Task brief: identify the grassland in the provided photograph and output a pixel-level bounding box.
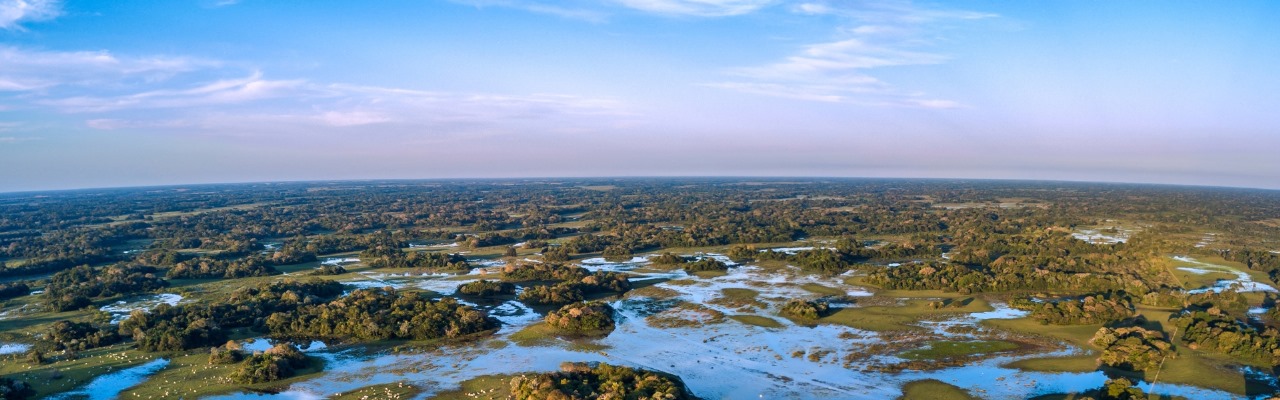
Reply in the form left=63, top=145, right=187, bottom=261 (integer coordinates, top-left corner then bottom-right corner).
left=899, top=340, right=1020, bottom=361
left=800, top=283, right=846, bottom=296
left=332, top=382, right=424, bottom=400
left=509, top=323, right=558, bottom=347
left=430, top=374, right=513, bottom=400
left=729, top=314, right=784, bottom=328
left=124, top=351, right=327, bottom=399
left=897, top=379, right=978, bottom=400
left=986, top=304, right=1271, bottom=395
left=820, top=297, right=993, bottom=332
left=0, top=344, right=157, bottom=398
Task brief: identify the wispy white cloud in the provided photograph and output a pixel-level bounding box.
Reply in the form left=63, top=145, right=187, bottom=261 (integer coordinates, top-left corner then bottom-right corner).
left=44, top=72, right=304, bottom=112
left=450, top=0, right=608, bottom=22
left=1, top=42, right=632, bottom=137
left=0, top=0, right=59, bottom=30
left=614, top=0, right=774, bottom=17
left=791, top=2, right=831, bottom=15
left=712, top=0, right=994, bottom=108
left=0, top=46, right=219, bottom=91
left=73, top=78, right=630, bottom=138
left=0, top=136, right=39, bottom=143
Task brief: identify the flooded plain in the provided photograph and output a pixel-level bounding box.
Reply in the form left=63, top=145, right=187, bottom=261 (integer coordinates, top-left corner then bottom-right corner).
left=194, top=255, right=1253, bottom=400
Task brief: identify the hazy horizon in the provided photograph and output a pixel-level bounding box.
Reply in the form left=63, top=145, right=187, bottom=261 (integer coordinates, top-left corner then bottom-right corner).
left=4, top=1, right=1279, bottom=192
left=5, top=175, right=1280, bottom=196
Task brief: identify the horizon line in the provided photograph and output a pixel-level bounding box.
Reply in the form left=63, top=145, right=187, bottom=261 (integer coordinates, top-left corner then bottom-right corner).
left=4, top=175, right=1279, bottom=196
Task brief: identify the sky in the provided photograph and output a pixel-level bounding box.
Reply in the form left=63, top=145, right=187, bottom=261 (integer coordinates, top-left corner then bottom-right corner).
left=2, top=0, right=1279, bottom=192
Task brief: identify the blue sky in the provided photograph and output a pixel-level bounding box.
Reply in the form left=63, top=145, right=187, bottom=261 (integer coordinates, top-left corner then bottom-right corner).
left=2, top=0, right=1279, bottom=191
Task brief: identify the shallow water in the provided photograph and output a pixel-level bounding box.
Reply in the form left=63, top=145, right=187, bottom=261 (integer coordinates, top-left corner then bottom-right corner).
left=201, top=259, right=1253, bottom=400
left=50, top=358, right=169, bottom=400
left=321, top=257, right=360, bottom=266
left=1174, top=256, right=1277, bottom=294
left=239, top=338, right=328, bottom=353
left=99, top=293, right=183, bottom=324
left=1071, top=229, right=1129, bottom=244
left=0, top=342, right=31, bottom=355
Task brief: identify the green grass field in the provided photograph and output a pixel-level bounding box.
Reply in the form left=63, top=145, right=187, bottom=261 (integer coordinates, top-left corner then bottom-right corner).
left=820, top=297, right=993, bottom=332
left=986, top=305, right=1268, bottom=395
left=430, top=374, right=513, bottom=400
left=899, top=340, right=1020, bottom=361
left=729, top=314, right=784, bottom=328
left=897, top=379, right=978, bottom=400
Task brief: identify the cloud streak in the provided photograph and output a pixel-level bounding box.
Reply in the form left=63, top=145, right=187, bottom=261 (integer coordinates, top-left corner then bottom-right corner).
left=0, top=0, right=59, bottom=30
left=710, top=0, right=993, bottom=108
left=64, top=74, right=630, bottom=139
left=0, top=46, right=219, bottom=92
left=450, top=0, right=608, bottom=22
left=614, top=0, right=774, bottom=17
left=44, top=72, right=304, bottom=112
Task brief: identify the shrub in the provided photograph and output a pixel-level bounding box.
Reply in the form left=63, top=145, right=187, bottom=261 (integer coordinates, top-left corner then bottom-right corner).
left=651, top=253, right=688, bottom=265
left=509, top=362, right=695, bottom=400
left=0, top=377, right=35, bottom=400
left=457, top=280, right=516, bottom=297
left=545, top=302, right=616, bottom=334
left=682, top=258, right=728, bottom=273
left=780, top=299, right=830, bottom=320
left=1090, top=326, right=1175, bottom=372
left=309, top=264, right=347, bottom=276
left=45, top=320, right=121, bottom=351
left=518, top=283, right=584, bottom=305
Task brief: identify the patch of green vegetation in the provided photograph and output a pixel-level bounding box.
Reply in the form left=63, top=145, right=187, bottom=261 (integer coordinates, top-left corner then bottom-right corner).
left=690, top=270, right=728, bottom=279
left=123, top=348, right=326, bottom=398
left=800, top=283, right=845, bottom=296
left=897, top=379, right=978, bottom=400
left=0, top=344, right=154, bottom=398
left=430, top=375, right=513, bottom=400
left=663, top=279, right=699, bottom=286
left=646, top=302, right=726, bottom=328
left=898, top=340, right=1019, bottom=361
left=987, top=307, right=1262, bottom=395
left=625, top=286, right=681, bottom=299
left=1169, top=269, right=1238, bottom=291
left=1004, top=353, right=1098, bottom=373
left=509, top=323, right=558, bottom=347
left=567, top=340, right=610, bottom=353
left=729, top=314, right=783, bottom=328
left=332, top=382, right=423, bottom=400
left=822, top=298, right=992, bottom=332
left=708, top=288, right=765, bottom=311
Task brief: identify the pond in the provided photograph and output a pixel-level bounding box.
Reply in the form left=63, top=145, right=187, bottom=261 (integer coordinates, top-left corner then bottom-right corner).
left=49, top=358, right=170, bottom=400
left=99, top=293, right=183, bottom=324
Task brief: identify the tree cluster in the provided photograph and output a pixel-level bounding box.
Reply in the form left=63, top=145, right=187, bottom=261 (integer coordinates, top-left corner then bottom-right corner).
left=0, top=377, right=34, bottom=400
left=1090, top=326, right=1175, bottom=372
left=43, top=264, right=168, bottom=311
left=228, top=344, right=310, bottom=384
left=1172, top=310, right=1280, bottom=365
left=780, top=299, right=830, bottom=320
left=544, top=302, right=616, bottom=334
left=120, top=279, right=345, bottom=351
left=0, top=282, right=29, bottom=301
left=456, top=280, right=516, bottom=297
left=682, top=258, right=728, bottom=273
left=264, top=288, right=498, bottom=342
left=44, top=320, right=122, bottom=351
left=1012, top=294, right=1135, bottom=325
left=509, top=362, right=695, bottom=400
